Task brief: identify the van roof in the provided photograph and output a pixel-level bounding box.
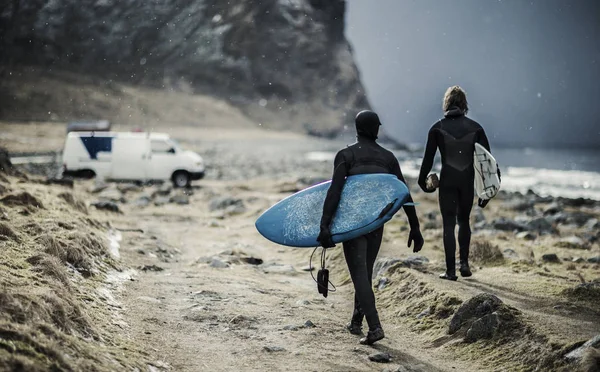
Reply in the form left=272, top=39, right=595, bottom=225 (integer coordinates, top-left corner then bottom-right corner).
left=67, top=132, right=170, bottom=140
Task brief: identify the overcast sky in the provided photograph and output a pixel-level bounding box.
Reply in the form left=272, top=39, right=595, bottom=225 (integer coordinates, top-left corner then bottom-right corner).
left=345, top=0, right=600, bottom=148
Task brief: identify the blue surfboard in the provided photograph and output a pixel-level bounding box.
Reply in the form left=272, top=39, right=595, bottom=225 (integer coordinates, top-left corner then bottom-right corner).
left=255, top=173, right=411, bottom=248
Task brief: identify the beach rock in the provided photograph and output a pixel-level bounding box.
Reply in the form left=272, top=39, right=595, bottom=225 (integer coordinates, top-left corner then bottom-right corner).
left=417, top=308, right=431, bottom=319
left=423, top=220, right=440, bottom=230
left=572, top=257, right=585, bottom=263
left=154, top=184, right=173, bottom=197
left=567, top=212, right=596, bottom=227
left=117, top=183, right=142, bottom=193
left=504, top=199, right=534, bottom=212
left=301, top=265, right=315, bottom=272
left=91, top=201, right=121, bottom=213
left=542, top=254, right=560, bottom=263
left=543, top=202, right=562, bottom=215
left=373, top=257, right=402, bottom=279
left=449, top=293, right=503, bottom=335
left=473, top=220, right=489, bottom=231
left=377, top=277, right=390, bottom=290
left=558, top=197, right=597, bottom=208
left=283, top=325, right=299, bottom=331
left=546, top=212, right=569, bottom=225
left=170, top=193, right=190, bottom=205
left=473, top=209, right=486, bottom=223
left=502, top=249, right=520, bottom=260
left=209, top=258, right=230, bottom=269
left=465, top=312, right=500, bottom=343
left=209, top=197, right=245, bottom=211
left=154, top=196, right=170, bottom=206
left=404, top=255, right=430, bottom=267
left=368, top=352, right=392, bottom=363
left=588, top=256, right=600, bottom=264
left=526, top=217, right=556, bottom=234
left=98, top=187, right=125, bottom=203
left=89, top=180, right=109, bottom=194
left=557, top=236, right=588, bottom=250
left=584, top=219, right=599, bottom=231
left=138, top=264, right=164, bottom=272
left=492, top=218, right=529, bottom=232
left=296, top=299, right=310, bottom=306
left=516, top=231, right=537, bottom=241
left=261, top=263, right=295, bottom=274
left=263, top=346, right=285, bottom=353
left=134, top=194, right=152, bottom=207
left=45, top=177, right=74, bottom=188
left=303, top=320, right=316, bottom=328
left=565, top=334, right=600, bottom=362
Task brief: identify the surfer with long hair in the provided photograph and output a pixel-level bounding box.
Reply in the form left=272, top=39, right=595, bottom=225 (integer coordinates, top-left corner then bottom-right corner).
left=318, top=110, right=424, bottom=345
left=417, top=86, right=496, bottom=281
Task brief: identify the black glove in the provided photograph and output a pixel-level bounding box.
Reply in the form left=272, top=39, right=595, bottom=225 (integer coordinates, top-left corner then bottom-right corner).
left=317, top=227, right=335, bottom=248
left=478, top=198, right=490, bottom=209
left=407, top=229, right=424, bottom=253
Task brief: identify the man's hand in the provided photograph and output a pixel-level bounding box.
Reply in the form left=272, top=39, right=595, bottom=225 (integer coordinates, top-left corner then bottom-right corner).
left=478, top=198, right=490, bottom=209
left=407, top=229, right=424, bottom=253
left=317, top=227, right=335, bottom=248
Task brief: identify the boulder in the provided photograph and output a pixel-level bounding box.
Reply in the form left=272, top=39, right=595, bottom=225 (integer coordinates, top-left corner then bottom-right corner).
left=449, top=293, right=503, bottom=335
left=526, top=217, right=556, bottom=235
left=516, top=231, right=537, bottom=241
left=541, top=254, right=560, bottom=263
left=492, top=218, right=529, bottom=232
left=465, top=312, right=500, bottom=343
left=565, top=334, right=600, bottom=363
left=557, top=236, right=588, bottom=250
left=91, top=201, right=121, bottom=213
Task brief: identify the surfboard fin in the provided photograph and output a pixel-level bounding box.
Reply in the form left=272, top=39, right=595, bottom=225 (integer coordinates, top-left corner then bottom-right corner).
left=403, top=202, right=419, bottom=206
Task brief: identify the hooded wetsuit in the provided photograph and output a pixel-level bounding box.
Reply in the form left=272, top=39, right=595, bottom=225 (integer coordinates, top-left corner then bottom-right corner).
left=417, top=107, right=490, bottom=276
left=320, top=111, right=420, bottom=331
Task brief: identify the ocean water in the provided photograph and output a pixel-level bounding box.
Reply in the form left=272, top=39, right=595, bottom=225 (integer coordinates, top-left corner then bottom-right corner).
left=306, top=147, right=600, bottom=201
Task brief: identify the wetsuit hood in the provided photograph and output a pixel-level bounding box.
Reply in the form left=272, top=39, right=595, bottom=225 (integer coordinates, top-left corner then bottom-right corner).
left=444, top=107, right=465, bottom=118
left=355, top=110, right=381, bottom=140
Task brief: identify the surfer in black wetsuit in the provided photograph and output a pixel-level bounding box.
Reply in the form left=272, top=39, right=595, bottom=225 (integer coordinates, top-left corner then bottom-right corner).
left=318, top=110, right=424, bottom=345
left=417, top=86, right=495, bottom=281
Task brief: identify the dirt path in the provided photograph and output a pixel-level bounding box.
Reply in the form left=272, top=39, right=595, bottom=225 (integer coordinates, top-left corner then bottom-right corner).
left=110, top=181, right=487, bottom=372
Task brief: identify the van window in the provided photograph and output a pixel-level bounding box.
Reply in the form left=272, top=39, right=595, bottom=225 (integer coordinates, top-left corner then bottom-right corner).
left=151, top=140, right=173, bottom=153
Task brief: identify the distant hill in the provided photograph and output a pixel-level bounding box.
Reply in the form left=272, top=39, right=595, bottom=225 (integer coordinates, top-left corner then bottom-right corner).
left=0, top=0, right=370, bottom=136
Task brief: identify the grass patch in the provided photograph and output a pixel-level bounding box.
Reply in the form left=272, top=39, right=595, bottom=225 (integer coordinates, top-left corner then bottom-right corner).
left=471, top=240, right=505, bottom=265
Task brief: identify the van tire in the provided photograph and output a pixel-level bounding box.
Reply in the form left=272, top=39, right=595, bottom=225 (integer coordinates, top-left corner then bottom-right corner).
left=79, top=169, right=96, bottom=179
left=172, top=171, right=190, bottom=188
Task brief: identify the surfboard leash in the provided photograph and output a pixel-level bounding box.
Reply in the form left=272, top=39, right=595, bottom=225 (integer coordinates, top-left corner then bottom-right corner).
left=309, top=247, right=337, bottom=298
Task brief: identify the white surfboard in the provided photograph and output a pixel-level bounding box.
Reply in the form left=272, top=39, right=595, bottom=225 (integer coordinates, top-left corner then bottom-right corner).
left=473, top=143, right=500, bottom=200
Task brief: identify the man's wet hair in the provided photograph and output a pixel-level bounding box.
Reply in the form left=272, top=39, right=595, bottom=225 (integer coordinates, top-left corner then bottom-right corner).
left=443, top=85, right=469, bottom=114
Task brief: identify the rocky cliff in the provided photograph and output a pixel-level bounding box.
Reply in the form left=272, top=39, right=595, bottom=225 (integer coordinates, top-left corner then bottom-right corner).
left=0, top=0, right=369, bottom=135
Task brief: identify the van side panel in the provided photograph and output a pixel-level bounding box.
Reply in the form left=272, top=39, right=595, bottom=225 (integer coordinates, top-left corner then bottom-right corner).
left=62, top=134, right=113, bottom=178
left=110, top=138, right=149, bottom=180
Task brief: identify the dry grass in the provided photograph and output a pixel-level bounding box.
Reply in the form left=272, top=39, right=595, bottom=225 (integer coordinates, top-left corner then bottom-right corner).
left=0, top=192, right=44, bottom=209
left=0, top=177, right=144, bottom=370
left=36, top=232, right=108, bottom=276
left=470, top=240, right=505, bottom=265
left=57, top=192, right=88, bottom=214
left=0, top=222, right=19, bottom=242
left=27, top=254, right=71, bottom=287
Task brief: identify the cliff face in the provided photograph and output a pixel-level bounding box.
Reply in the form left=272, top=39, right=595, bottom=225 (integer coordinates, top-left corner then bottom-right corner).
left=0, top=0, right=369, bottom=134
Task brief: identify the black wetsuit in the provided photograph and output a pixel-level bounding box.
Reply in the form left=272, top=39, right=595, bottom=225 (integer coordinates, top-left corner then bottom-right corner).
left=319, top=112, right=421, bottom=332
left=417, top=107, right=490, bottom=276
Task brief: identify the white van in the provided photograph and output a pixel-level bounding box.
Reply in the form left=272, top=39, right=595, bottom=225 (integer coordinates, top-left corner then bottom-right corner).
left=62, top=132, right=205, bottom=187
